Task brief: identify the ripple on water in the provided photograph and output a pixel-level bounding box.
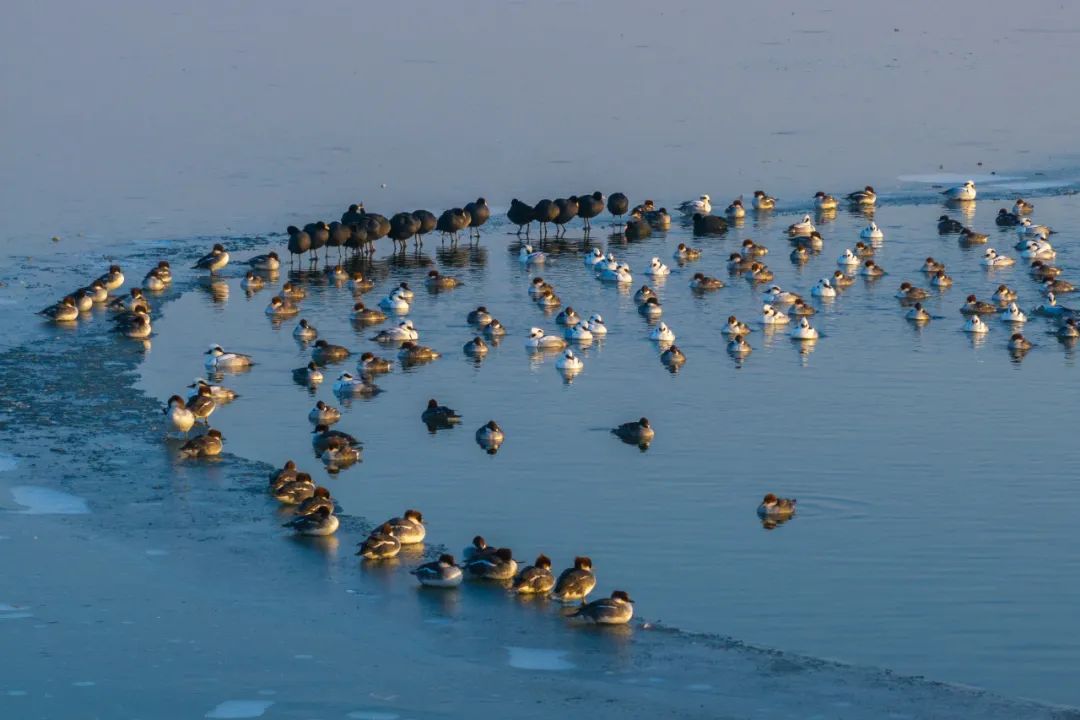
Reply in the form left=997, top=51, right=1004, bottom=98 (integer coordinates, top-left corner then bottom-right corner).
left=10, top=486, right=90, bottom=515
left=204, top=700, right=274, bottom=719
left=506, top=646, right=576, bottom=671
left=346, top=712, right=399, bottom=720
left=0, top=454, right=16, bottom=472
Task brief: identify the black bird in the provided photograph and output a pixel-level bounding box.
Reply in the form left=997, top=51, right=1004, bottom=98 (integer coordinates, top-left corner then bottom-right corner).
left=624, top=218, right=651, bottom=240
left=412, top=210, right=437, bottom=246
left=327, top=221, right=349, bottom=259
left=464, top=198, right=491, bottom=240
left=577, top=191, right=604, bottom=233
left=287, top=225, right=311, bottom=266
left=421, top=398, right=462, bottom=430
left=995, top=209, right=1020, bottom=227
left=938, top=215, right=964, bottom=234
left=533, top=199, right=558, bottom=239
left=612, top=417, right=655, bottom=448
left=389, top=212, right=421, bottom=250
left=341, top=202, right=365, bottom=226
left=362, top=213, right=390, bottom=251
left=304, top=221, right=329, bottom=262
left=553, top=196, right=579, bottom=238
left=437, top=208, right=470, bottom=243
left=345, top=222, right=368, bottom=255
left=692, top=213, right=728, bottom=236
left=607, top=192, right=629, bottom=225
left=507, top=199, right=535, bottom=237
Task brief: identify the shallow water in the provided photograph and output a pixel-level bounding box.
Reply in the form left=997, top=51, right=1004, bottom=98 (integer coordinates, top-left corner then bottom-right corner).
left=128, top=187, right=1080, bottom=706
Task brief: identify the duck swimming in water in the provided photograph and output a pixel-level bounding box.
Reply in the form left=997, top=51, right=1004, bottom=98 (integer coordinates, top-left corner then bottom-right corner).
left=921, top=257, right=945, bottom=273
left=280, top=282, right=306, bottom=300
left=789, top=317, right=819, bottom=340
left=646, top=257, right=670, bottom=277
left=906, top=303, right=931, bottom=322
left=1000, top=302, right=1027, bottom=324
left=638, top=297, right=663, bottom=317
left=762, top=303, right=792, bottom=324
left=193, top=243, right=230, bottom=273
left=398, top=342, right=440, bottom=362
left=741, top=239, right=768, bottom=258
left=525, top=327, right=567, bottom=350
left=1013, top=198, right=1035, bottom=215
left=309, top=401, right=341, bottom=425
left=752, top=190, right=777, bottom=210
left=1008, top=333, right=1032, bottom=352
left=942, top=180, right=977, bottom=201
left=677, top=194, right=711, bottom=215
left=992, top=285, right=1018, bottom=304
left=859, top=260, right=885, bottom=278
left=960, top=295, right=997, bottom=315
left=1029, top=261, right=1061, bottom=281
left=612, top=418, right=654, bottom=447
left=351, top=302, right=387, bottom=324
left=551, top=556, right=597, bottom=602
left=860, top=222, right=884, bottom=240
left=722, top=316, right=751, bottom=336
left=205, top=345, right=253, bottom=370
left=463, top=336, right=489, bottom=356
left=422, top=399, right=461, bottom=427
left=519, top=245, right=545, bottom=265
left=810, top=279, right=836, bottom=299
left=660, top=344, right=686, bottom=367
left=556, top=307, right=581, bottom=326
left=585, top=314, right=608, bottom=335
left=425, top=270, right=461, bottom=289
left=996, top=209, right=1021, bottom=227
left=378, top=288, right=410, bottom=313
left=692, top=213, right=728, bottom=235
left=963, top=316, right=989, bottom=334
left=292, top=362, right=323, bottom=385
left=648, top=322, right=675, bottom=343
left=982, top=248, right=1015, bottom=267
left=348, top=273, right=374, bottom=294
left=467, top=306, right=493, bottom=326
left=959, top=228, right=988, bottom=246
left=689, top=273, right=724, bottom=291
left=555, top=349, right=584, bottom=371
left=787, top=215, right=815, bottom=236
left=265, top=296, right=299, bottom=317
left=896, top=282, right=929, bottom=301
left=813, top=191, right=838, bottom=210
left=762, top=285, right=800, bottom=305
left=758, top=493, right=796, bottom=517
left=1020, top=239, right=1055, bottom=260
left=931, top=270, right=953, bottom=288
left=411, top=554, right=463, bottom=588
left=673, top=243, right=702, bottom=261
left=358, top=352, right=393, bottom=375
left=240, top=272, right=264, bottom=292
left=725, top=198, right=746, bottom=218
left=371, top=320, right=418, bottom=343
left=484, top=319, right=507, bottom=338
left=1058, top=319, right=1080, bottom=338
left=565, top=323, right=593, bottom=342
left=332, top=371, right=378, bottom=395
left=788, top=298, right=816, bottom=316
left=475, top=421, right=504, bottom=453
left=846, top=185, right=876, bottom=206
left=837, top=248, right=860, bottom=267
left=1044, top=278, right=1077, bottom=295
left=727, top=335, right=752, bottom=354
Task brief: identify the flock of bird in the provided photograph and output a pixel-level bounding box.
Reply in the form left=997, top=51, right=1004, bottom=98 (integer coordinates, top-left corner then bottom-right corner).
left=38, top=177, right=1069, bottom=626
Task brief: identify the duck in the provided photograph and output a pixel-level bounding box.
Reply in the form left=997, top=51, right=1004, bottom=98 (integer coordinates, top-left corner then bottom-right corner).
left=584, top=248, right=605, bottom=267
left=332, top=371, right=378, bottom=395
left=309, top=401, right=341, bottom=425
left=762, top=285, right=800, bottom=304
left=356, top=524, right=402, bottom=560
left=810, top=279, right=836, bottom=299
left=648, top=322, right=675, bottom=343
left=837, top=248, right=860, bottom=267
left=463, top=547, right=518, bottom=581
left=467, top=306, right=493, bottom=326
left=240, top=272, right=264, bottom=292
left=931, top=270, right=953, bottom=288
left=1001, top=302, right=1027, bottom=324
left=788, top=298, right=816, bottom=316
left=185, top=385, right=216, bottom=425
left=264, top=296, right=298, bottom=317
left=1020, top=239, right=1055, bottom=260
left=358, top=352, right=393, bottom=375
left=906, top=303, right=931, bottom=321
left=164, top=395, right=195, bottom=434
left=1009, top=333, right=1032, bottom=352
left=324, top=264, right=349, bottom=282
left=660, top=345, right=686, bottom=367
left=725, top=254, right=752, bottom=274
left=1013, top=199, right=1035, bottom=215
left=386, top=509, right=426, bottom=544
left=634, top=285, right=657, bottom=304
left=673, top=243, right=702, bottom=261
left=992, top=285, right=1018, bottom=304
left=859, top=260, right=885, bottom=278
left=963, top=316, right=989, bottom=334
left=638, top=297, right=663, bottom=317
left=646, top=257, right=671, bottom=277
left=942, top=180, right=977, bottom=201
left=757, top=493, right=796, bottom=517
left=585, top=314, right=608, bottom=335
left=678, top=194, right=711, bottom=215
left=813, top=191, right=838, bottom=210
left=612, top=418, right=654, bottom=446
left=786, top=215, right=815, bottom=236
left=525, top=327, right=567, bottom=350
left=555, top=307, right=581, bottom=326
left=599, top=264, right=633, bottom=284
left=273, top=474, right=315, bottom=504
left=484, top=319, right=508, bottom=338
left=108, top=288, right=149, bottom=312
left=115, top=313, right=152, bottom=339
left=960, top=295, right=997, bottom=315
left=790, top=246, right=810, bottom=263
left=464, top=336, right=489, bottom=356
left=720, top=315, right=750, bottom=336
left=981, top=248, right=1014, bottom=267
left=571, top=590, right=635, bottom=625
left=398, top=342, right=440, bottom=362
left=789, top=317, right=819, bottom=340
left=1058, top=319, right=1080, bottom=338
left=268, top=460, right=299, bottom=489
left=1029, top=261, right=1061, bottom=281
left=97, top=264, right=125, bottom=291
left=246, top=251, right=280, bottom=272
left=39, top=296, right=79, bottom=322
left=1017, top=218, right=1053, bottom=238
left=193, top=243, right=230, bottom=273
left=593, top=254, right=619, bottom=273
left=351, top=302, right=387, bottom=323
left=922, top=257, right=945, bottom=273
left=763, top=303, right=792, bottom=324
left=143, top=269, right=168, bottom=292
left=747, top=263, right=774, bottom=283
left=725, top=199, right=746, bottom=218
left=689, top=272, right=724, bottom=291
left=312, top=339, right=351, bottom=364
left=896, top=282, right=929, bottom=301
left=151, top=261, right=172, bottom=284
left=860, top=222, right=884, bottom=240
left=512, top=555, right=555, bottom=594
left=371, top=320, right=418, bottom=343
left=422, top=399, right=461, bottom=427
left=186, top=378, right=236, bottom=404
left=855, top=242, right=874, bottom=257
left=411, top=554, right=463, bottom=588
left=85, top=281, right=109, bottom=304
left=555, top=349, right=584, bottom=371
left=1034, top=292, right=1069, bottom=317
left=348, top=273, right=375, bottom=294
left=846, top=185, right=876, bottom=206
left=179, top=429, right=224, bottom=458
left=283, top=506, right=339, bottom=536
left=204, top=345, right=253, bottom=370
left=519, top=245, right=545, bottom=265
left=280, top=282, right=306, bottom=300
left=727, top=335, right=752, bottom=354
left=958, top=228, right=988, bottom=245
left=311, top=424, right=360, bottom=455
left=752, top=190, right=777, bottom=210
left=551, top=557, right=597, bottom=602
left=644, top=207, right=671, bottom=229
left=692, top=212, right=728, bottom=235
left=535, top=288, right=562, bottom=308
left=565, top=323, right=593, bottom=342
left=377, top=289, right=410, bottom=313
left=296, top=486, right=336, bottom=517
left=475, top=421, right=504, bottom=452
left=792, top=230, right=824, bottom=251
left=1044, top=278, right=1076, bottom=295
left=996, top=209, right=1021, bottom=227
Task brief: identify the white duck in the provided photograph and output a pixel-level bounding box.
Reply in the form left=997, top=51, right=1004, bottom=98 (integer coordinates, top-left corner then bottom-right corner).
left=860, top=222, right=884, bottom=240
left=373, top=320, right=419, bottom=342
left=584, top=247, right=605, bottom=267
left=837, top=248, right=860, bottom=267
left=789, top=317, right=819, bottom=340
left=378, top=288, right=410, bottom=312
left=565, top=323, right=593, bottom=342
left=1020, top=240, right=1055, bottom=260
left=963, top=316, right=989, bottom=334
left=555, top=349, right=584, bottom=371
left=762, top=286, right=800, bottom=304
left=811, top=279, right=837, bottom=298
left=585, top=313, right=608, bottom=335
left=762, top=304, right=790, bottom=325
left=646, top=257, right=670, bottom=277
left=1017, top=218, right=1052, bottom=238
left=648, top=322, right=676, bottom=343
left=333, top=372, right=375, bottom=395
left=942, top=180, right=977, bottom=201
left=981, top=248, right=1015, bottom=267
left=787, top=215, right=815, bottom=236
left=519, top=245, right=545, bottom=264
left=678, top=194, right=711, bottom=215
left=599, top=263, right=633, bottom=284
left=524, top=327, right=567, bottom=349
left=204, top=345, right=253, bottom=370
left=1000, top=302, right=1027, bottom=323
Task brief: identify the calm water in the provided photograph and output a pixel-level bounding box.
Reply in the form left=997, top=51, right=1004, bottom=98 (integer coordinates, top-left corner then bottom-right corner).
left=135, top=186, right=1080, bottom=706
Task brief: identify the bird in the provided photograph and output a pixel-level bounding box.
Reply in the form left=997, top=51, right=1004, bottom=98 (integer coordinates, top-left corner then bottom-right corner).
left=725, top=199, right=746, bottom=218
left=646, top=257, right=670, bottom=277
left=204, top=345, right=253, bottom=370
left=507, top=199, right=535, bottom=236
left=673, top=243, right=702, bottom=261
left=942, top=180, right=976, bottom=201
left=585, top=314, right=608, bottom=335
left=179, top=429, right=223, bottom=458
left=860, top=222, right=884, bottom=240
left=356, top=523, right=402, bottom=560
left=422, top=399, right=461, bottom=427
left=464, top=336, right=489, bottom=356
left=789, top=317, right=819, bottom=340
left=164, top=395, right=195, bottom=435
left=386, top=509, right=426, bottom=544
left=938, top=215, right=964, bottom=233
left=186, top=379, right=236, bottom=403
left=612, top=418, right=654, bottom=447
left=185, top=385, right=216, bottom=425
left=959, top=228, right=988, bottom=246
left=463, top=198, right=491, bottom=239
left=193, top=243, right=229, bottom=273
left=758, top=493, right=796, bottom=517
left=571, top=590, right=634, bottom=625
left=678, top=194, right=711, bottom=215
left=963, top=316, right=989, bottom=334
left=292, top=362, right=323, bottom=385
left=722, top=316, right=751, bottom=336
left=265, top=296, right=299, bottom=317
left=351, top=302, right=387, bottom=323
left=638, top=297, right=662, bottom=317
left=312, top=339, right=351, bottom=364
left=555, top=307, right=581, bottom=326
left=1008, top=333, right=1032, bottom=352
left=896, top=282, right=929, bottom=301
left=1013, top=198, right=1035, bottom=215
left=813, top=191, right=838, bottom=210
left=692, top=213, right=727, bottom=235
left=39, top=296, right=79, bottom=322
left=525, top=328, right=566, bottom=350
left=661, top=345, right=686, bottom=367
left=906, top=303, right=931, bottom=322
left=648, top=322, right=675, bottom=343
left=513, top=555, right=555, bottom=594
left=332, top=372, right=379, bottom=396
left=982, top=249, right=1015, bottom=267
left=411, top=554, right=463, bottom=588
left=358, top=352, right=393, bottom=375
left=348, top=273, right=375, bottom=294
left=728, top=335, right=752, bottom=354
left=837, top=249, right=860, bottom=267
left=690, top=273, right=723, bottom=291
left=519, top=245, right=545, bottom=265
left=995, top=209, right=1021, bottom=227
left=377, top=289, right=410, bottom=313
left=577, top=192, right=604, bottom=232
left=240, top=272, right=264, bottom=292
left=283, top=506, right=339, bottom=536
left=551, top=556, right=597, bottom=602
left=398, top=341, right=440, bottom=363
left=787, top=215, right=815, bottom=236
left=463, top=547, right=518, bottom=581
left=752, top=190, right=777, bottom=210
left=846, top=185, right=876, bottom=205
left=268, top=460, right=298, bottom=489
left=425, top=270, right=460, bottom=289
left=371, top=320, right=417, bottom=343
left=309, top=401, right=341, bottom=425
left=607, top=192, right=629, bottom=224
left=273, top=473, right=316, bottom=504
left=475, top=421, right=504, bottom=454
left=960, top=295, right=997, bottom=316
left=533, top=199, right=559, bottom=238
left=1001, top=303, right=1027, bottom=324
left=555, top=349, right=584, bottom=372
left=553, top=196, right=579, bottom=237
left=248, top=251, right=280, bottom=271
